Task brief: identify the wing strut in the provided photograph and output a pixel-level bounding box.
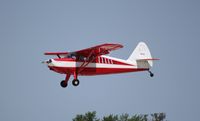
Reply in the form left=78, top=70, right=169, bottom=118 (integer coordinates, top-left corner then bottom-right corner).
left=57, top=54, right=61, bottom=58
left=77, top=49, right=95, bottom=74
left=77, top=47, right=112, bottom=74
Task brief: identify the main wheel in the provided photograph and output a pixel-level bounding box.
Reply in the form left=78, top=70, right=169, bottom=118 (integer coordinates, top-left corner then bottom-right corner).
left=72, top=79, right=80, bottom=86
left=60, top=80, right=68, bottom=88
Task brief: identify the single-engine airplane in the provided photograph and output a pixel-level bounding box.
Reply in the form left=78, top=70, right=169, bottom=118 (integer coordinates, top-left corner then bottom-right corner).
left=42, top=42, right=159, bottom=88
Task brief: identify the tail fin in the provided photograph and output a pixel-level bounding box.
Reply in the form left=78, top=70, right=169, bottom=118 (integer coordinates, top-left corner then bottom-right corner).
left=127, top=42, right=156, bottom=68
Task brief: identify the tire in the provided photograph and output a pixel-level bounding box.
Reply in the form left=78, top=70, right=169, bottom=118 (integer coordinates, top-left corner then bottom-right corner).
left=60, top=80, right=68, bottom=88
left=72, top=79, right=80, bottom=86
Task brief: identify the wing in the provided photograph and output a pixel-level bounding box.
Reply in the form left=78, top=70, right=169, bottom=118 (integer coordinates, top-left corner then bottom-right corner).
left=44, top=52, right=69, bottom=58
left=74, top=43, right=123, bottom=57
left=44, top=43, right=123, bottom=58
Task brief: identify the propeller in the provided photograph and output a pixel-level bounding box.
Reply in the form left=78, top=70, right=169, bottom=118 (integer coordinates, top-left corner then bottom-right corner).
left=42, top=59, right=52, bottom=64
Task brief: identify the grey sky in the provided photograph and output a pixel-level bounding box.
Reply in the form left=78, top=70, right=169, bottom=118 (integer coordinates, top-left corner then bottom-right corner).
left=0, top=0, right=200, bottom=121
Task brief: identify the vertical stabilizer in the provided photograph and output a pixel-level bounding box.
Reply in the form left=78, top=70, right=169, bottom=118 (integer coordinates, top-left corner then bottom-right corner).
left=127, top=42, right=153, bottom=67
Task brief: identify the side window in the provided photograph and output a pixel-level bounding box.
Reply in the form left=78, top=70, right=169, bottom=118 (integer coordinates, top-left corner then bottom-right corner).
left=102, top=57, right=104, bottom=63
left=110, top=59, right=113, bottom=64
left=98, top=57, right=100, bottom=63
left=107, top=59, right=110, bottom=64
left=104, top=58, right=107, bottom=64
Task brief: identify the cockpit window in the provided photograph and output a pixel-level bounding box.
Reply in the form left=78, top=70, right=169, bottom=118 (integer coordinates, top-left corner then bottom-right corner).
left=64, top=53, right=89, bottom=61
left=79, top=55, right=86, bottom=61
left=65, top=53, right=76, bottom=59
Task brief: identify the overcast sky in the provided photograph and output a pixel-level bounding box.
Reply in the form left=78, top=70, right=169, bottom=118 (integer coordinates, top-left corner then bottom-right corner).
left=1, top=0, right=200, bottom=121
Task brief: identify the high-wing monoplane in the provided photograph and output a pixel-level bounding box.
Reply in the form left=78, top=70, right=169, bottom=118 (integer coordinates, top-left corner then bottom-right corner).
left=43, top=42, right=159, bottom=88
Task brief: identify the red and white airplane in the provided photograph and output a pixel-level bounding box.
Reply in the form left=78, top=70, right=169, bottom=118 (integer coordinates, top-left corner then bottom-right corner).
left=43, top=42, right=159, bottom=88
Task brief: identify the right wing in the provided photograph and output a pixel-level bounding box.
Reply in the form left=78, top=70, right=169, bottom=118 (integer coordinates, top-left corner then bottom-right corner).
left=74, top=43, right=123, bottom=57
left=44, top=43, right=123, bottom=58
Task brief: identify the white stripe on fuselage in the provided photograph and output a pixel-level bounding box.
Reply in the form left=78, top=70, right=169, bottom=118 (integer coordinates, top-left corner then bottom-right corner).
left=49, top=61, right=136, bottom=69
left=48, top=55, right=138, bottom=69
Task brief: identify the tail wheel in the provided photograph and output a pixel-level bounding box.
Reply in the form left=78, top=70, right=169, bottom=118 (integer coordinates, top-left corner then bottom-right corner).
left=60, top=80, right=68, bottom=88
left=72, top=79, right=80, bottom=86
left=148, top=70, right=154, bottom=77
left=150, top=73, right=154, bottom=77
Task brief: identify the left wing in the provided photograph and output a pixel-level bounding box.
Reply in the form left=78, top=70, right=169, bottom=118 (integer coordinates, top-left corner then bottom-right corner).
left=44, top=52, right=69, bottom=55
left=44, top=52, right=69, bottom=58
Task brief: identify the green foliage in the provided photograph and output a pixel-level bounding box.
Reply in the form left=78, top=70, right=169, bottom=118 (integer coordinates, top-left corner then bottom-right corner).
left=128, top=114, right=147, bottom=121
left=151, top=113, right=166, bottom=121
left=72, top=111, right=166, bottom=121
left=119, top=114, right=129, bottom=121
left=102, top=114, right=118, bottom=121
left=73, top=111, right=99, bottom=121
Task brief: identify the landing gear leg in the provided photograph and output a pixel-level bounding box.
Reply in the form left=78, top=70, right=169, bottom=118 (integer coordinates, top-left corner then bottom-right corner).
left=60, top=74, right=70, bottom=88
left=148, top=70, right=154, bottom=77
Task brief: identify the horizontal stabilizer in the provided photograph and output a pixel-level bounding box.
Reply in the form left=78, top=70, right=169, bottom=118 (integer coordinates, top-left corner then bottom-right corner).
left=136, top=58, right=160, bottom=61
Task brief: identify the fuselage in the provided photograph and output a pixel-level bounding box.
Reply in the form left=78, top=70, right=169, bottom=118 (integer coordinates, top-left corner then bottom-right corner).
left=47, top=55, right=148, bottom=76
